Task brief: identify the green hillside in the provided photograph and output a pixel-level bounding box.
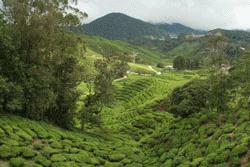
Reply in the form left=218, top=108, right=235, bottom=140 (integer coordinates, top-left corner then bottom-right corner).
left=1, top=71, right=249, bottom=167
left=0, top=72, right=195, bottom=167
left=1, top=1, right=250, bottom=167
left=84, top=35, right=168, bottom=64
left=145, top=108, right=250, bottom=167
left=0, top=115, right=147, bottom=167
left=163, top=42, right=202, bottom=59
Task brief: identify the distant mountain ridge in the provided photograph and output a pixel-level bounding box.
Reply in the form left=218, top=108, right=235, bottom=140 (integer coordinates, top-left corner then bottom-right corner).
left=156, top=23, right=205, bottom=35
left=80, top=13, right=205, bottom=40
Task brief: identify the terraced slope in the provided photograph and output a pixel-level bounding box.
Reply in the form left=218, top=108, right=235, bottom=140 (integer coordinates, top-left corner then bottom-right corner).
left=102, top=72, right=197, bottom=131
left=163, top=42, right=202, bottom=59
left=1, top=71, right=247, bottom=167
left=0, top=115, right=151, bottom=167
left=144, top=109, right=250, bottom=167
left=115, top=73, right=196, bottom=108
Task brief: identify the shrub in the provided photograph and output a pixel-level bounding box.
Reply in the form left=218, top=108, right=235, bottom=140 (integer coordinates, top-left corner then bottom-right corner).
left=231, top=144, right=248, bottom=156
left=33, top=143, right=44, bottom=150
left=64, top=147, right=80, bottom=154
left=9, top=157, right=25, bottom=167
left=50, top=154, right=66, bottom=162
left=34, top=154, right=51, bottom=167
left=86, top=157, right=100, bottom=165
left=22, top=148, right=36, bottom=158
left=3, top=139, right=20, bottom=146
left=50, top=141, right=63, bottom=149
left=214, top=150, right=230, bottom=163
left=108, top=153, right=126, bottom=162
left=0, top=145, right=17, bottom=158
left=23, top=162, right=43, bottom=167
left=61, top=139, right=73, bottom=147
left=42, top=146, right=61, bottom=156
left=230, top=157, right=241, bottom=167
left=161, top=159, right=174, bottom=167
left=16, top=129, right=32, bottom=141
left=64, top=152, right=89, bottom=163
left=121, top=158, right=131, bottom=165
left=0, top=127, right=5, bottom=137
left=104, top=162, right=123, bottom=167
left=51, top=162, right=78, bottom=167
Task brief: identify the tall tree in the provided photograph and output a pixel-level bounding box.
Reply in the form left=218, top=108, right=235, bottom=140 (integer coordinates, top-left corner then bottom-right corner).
left=80, top=55, right=129, bottom=129
left=206, top=34, right=229, bottom=67
left=173, top=56, right=186, bottom=70
left=1, top=0, right=86, bottom=128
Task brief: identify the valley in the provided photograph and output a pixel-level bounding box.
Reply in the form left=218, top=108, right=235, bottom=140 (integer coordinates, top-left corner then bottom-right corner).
left=0, top=1, right=250, bottom=167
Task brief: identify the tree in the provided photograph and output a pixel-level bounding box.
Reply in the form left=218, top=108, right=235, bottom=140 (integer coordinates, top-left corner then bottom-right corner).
left=157, top=63, right=165, bottom=68
left=206, top=34, right=229, bottom=67
left=0, top=14, right=24, bottom=114
left=208, top=72, right=232, bottom=113
left=80, top=55, right=129, bottom=129
left=1, top=0, right=87, bottom=128
left=168, top=80, right=209, bottom=117
left=230, top=52, right=250, bottom=109
left=173, top=56, right=186, bottom=70
left=0, top=76, right=24, bottom=113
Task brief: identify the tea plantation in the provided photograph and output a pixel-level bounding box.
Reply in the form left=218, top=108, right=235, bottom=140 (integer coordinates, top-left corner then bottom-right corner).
left=0, top=72, right=249, bottom=167
left=0, top=114, right=152, bottom=167
left=144, top=109, right=250, bottom=167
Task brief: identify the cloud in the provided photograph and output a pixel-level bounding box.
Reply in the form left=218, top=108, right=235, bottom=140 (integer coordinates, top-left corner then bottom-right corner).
left=76, top=0, right=250, bottom=30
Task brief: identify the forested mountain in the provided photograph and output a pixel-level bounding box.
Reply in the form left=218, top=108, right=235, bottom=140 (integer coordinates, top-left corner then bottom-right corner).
left=78, top=13, right=206, bottom=40
left=83, top=13, right=166, bottom=40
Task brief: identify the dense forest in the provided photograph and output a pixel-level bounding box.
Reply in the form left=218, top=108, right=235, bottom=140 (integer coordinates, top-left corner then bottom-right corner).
left=0, top=0, right=250, bottom=167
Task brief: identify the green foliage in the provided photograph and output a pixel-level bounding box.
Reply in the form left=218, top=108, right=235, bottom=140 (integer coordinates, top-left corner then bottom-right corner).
left=231, top=144, right=248, bottom=156
left=0, top=115, right=151, bottom=166
left=0, top=0, right=86, bottom=128
left=0, top=145, right=15, bottom=158
left=168, top=80, right=209, bottom=117
left=173, top=56, right=186, bottom=70
left=1, top=3, right=250, bottom=167
left=166, top=42, right=202, bottom=59
left=208, top=72, right=232, bottom=112
left=51, top=154, right=67, bottom=162
left=9, top=157, right=25, bottom=167
left=173, top=56, right=200, bottom=70
left=83, top=35, right=166, bottom=64
left=34, top=154, right=51, bottom=167
left=80, top=54, right=129, bottom=128
left=22, top=147, right=36, bottom=158
left=108, top=154, right=126, bottom=162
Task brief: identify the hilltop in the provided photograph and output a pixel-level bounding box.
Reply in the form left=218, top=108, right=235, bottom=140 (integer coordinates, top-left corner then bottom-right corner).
left=75, top=13, right=205, bottom=40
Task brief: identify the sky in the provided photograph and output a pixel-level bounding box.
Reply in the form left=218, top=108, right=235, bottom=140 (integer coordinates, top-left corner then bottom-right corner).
left=76, top=0, right=250, bottom=30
